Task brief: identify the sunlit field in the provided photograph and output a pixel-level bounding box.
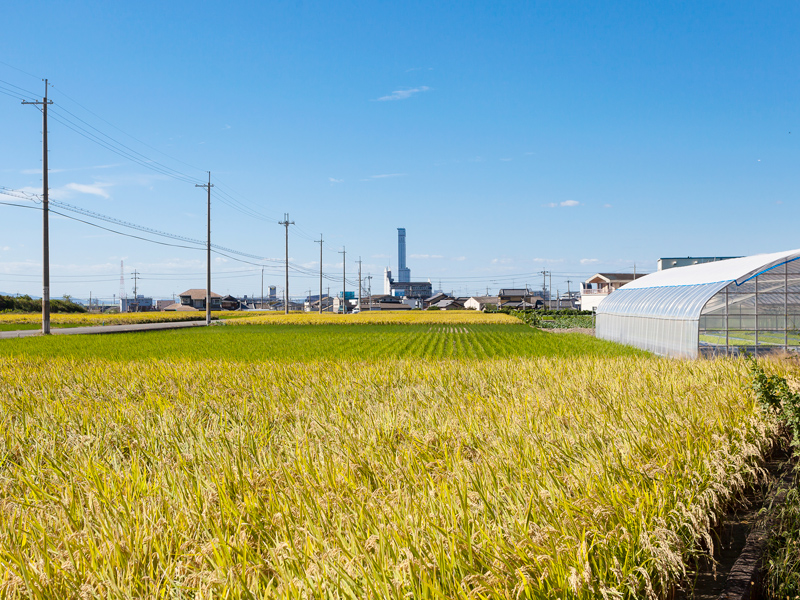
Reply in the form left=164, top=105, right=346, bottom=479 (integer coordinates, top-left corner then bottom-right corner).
left=223, top=310, right=519, bottom=325
left=0, top=311, right=208, bottom=327
left=0, top=323, right=637, bottom=362
left=0, top=355, right=774, bottom=598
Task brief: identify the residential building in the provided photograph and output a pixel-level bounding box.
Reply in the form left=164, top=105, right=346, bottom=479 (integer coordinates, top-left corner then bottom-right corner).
left=464, top=296, right=500, bottom=311
left=580, top=273, right=647, bottom=312
left=174, top=289, right=223, bottom=311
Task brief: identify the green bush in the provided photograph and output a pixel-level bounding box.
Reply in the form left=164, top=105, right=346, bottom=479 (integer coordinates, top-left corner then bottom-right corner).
left=0, top=295, right=87, bottom=314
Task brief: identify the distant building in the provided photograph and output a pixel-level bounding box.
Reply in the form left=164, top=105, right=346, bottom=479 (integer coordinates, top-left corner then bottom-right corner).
left=120, top=295, right=154, bottom=312
left=164, top=289, right=223, bottom=311
left=382, top=228, right=433, bottom=300
left=580, top=273, right=647, bottom=312
left=657, top=256, right=740, bottom=271
left=497, top=289, right=541, bottom=309
left=383, top=269, right=433, bottom=299
left=397, top=227, right=411, bottom=283
left=221, top=295, right=242, bottom=311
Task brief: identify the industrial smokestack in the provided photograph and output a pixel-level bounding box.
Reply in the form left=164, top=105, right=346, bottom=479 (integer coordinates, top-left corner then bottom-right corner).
left=398, top=228, right=410, bottom=283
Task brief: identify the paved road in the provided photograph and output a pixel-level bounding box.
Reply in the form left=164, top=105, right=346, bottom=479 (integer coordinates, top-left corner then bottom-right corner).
left=0, top=320, right=211, bottom=339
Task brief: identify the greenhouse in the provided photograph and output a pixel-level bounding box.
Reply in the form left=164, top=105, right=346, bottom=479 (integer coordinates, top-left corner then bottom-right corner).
left=596, top=249, right=800, bottom=358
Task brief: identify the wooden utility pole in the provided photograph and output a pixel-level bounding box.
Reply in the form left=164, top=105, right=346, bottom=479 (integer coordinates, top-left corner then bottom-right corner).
left=195, top=172, right=213, bottom=325
left=279, top=213, right=294, bottom=314
left=315, top=235, right=323, bottom=314
left=339, top=247, right=346, bottom=314
left=23, top=80, right=53, bottom=334
left=357, top=257, right=362, bottom=311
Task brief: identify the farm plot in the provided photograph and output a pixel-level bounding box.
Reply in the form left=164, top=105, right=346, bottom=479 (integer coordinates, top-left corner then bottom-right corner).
left=0, top=324, right=641, bottom=361
left=0, top=355, right=775, bottom=598
left=0, top=311, right=210, bottom=328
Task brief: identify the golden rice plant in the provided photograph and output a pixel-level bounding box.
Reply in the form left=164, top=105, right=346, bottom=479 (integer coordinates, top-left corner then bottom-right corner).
left=0, top=312, right=208, bottom=326
left=226, top=310, right=520, bottom=326
left=0, top=355, right=775, bottom=598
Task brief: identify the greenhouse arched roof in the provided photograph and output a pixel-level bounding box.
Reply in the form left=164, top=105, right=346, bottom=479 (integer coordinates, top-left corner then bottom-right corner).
left=596, top=249, right=800, bottom=358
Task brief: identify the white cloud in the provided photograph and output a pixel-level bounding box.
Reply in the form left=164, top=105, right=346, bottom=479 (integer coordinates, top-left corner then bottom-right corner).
left=372, top=253, right=391, bottom=259
left=492, top=258, right=513, bottom=264
left=222, top=124, right=231, bottom=130
left=603, top=203, right=612, bottom=208
left=1, top=246, right=10, bottom=251
left=361, top=173, right=406, bottom=181
left=61, top=182, right=113, bottom=199
left=328, top=178, right=344, bottom=183
left=580, top=258, right=600, bottom=265
left=410, top=254, right=443, bottom=259
left=500, top=158, right=513, bottom=162
left=452, top=256, right=466, bottom=261
left=375, top=86, right=430, bottom=101
left=545, top=199, right=580, bottom=208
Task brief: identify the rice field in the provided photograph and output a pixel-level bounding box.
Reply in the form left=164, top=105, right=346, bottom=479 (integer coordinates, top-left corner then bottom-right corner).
left=224, top=310, right=519, bottom=325
left=0, top=311, right=780, bottom=597
left=0, top=351, right=776, bottom=599
left=0, top=311, right=209, bottom=327
left=0, top=324, right=638, bottom=362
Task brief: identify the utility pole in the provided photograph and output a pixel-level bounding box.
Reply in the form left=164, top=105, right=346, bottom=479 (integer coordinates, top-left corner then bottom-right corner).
left=327, top=286, right=330, bottom=312
left=131, top=270, right=139, bottom=298
left=315, top=234, right=323, bottom=314
left=566, top=280, right=572, bottom=309
left=261, top=267, right=264, bottom=310
left=279, top=213, right=294, bottom=314
left=357, top=257, right=362, bottom=311
left=23, top=80, right=53, bottom=334
left=339, top=247, right=346, bottom=314
left=541, top=270, right=547, bottom=307
left=366, top=274, right=373, bottom=308
left=195, top=172, right=213, bottom=325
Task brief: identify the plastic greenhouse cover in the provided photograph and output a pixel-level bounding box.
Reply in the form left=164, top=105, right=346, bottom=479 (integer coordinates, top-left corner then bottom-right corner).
left=620, top=249, right=800, bottom=290
left=596, top=249, right=800, bottom=322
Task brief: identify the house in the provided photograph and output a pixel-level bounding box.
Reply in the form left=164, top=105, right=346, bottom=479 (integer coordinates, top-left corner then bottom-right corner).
left=174, top=289, right=223, bottom=311
left=464, top=296, right=500, bottom=311
left=305, top=296, right=335, bottom=312
left=221, top=295, right=241, bottom=311
left=423, top=292, right=450, bottom=308
left=499, top=297, right=543, bottom=310
left=155, top=299, right=174, bottom=311
left=428, top=296, right=469, bottom=310
left=580, top=273, right=648, bottom=312
left=162, top=303, right=199, bottom=312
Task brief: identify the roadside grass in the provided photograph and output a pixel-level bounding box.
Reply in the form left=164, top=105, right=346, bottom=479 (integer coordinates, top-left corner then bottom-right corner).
left=0, top=324, right=643, bottom=361
left=0, top=355, right=775, bottom=598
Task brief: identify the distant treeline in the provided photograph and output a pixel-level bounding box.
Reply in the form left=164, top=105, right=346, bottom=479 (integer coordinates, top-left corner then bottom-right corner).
left=0, top=295, right=87, bottom=313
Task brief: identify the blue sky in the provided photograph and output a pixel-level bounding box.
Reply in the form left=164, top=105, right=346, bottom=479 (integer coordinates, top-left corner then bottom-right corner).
left=0, top=1, right=798, bottom=301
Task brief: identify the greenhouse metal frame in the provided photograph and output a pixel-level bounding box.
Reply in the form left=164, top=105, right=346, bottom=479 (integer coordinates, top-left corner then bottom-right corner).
left=596, top=249, right=800, bottom=358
